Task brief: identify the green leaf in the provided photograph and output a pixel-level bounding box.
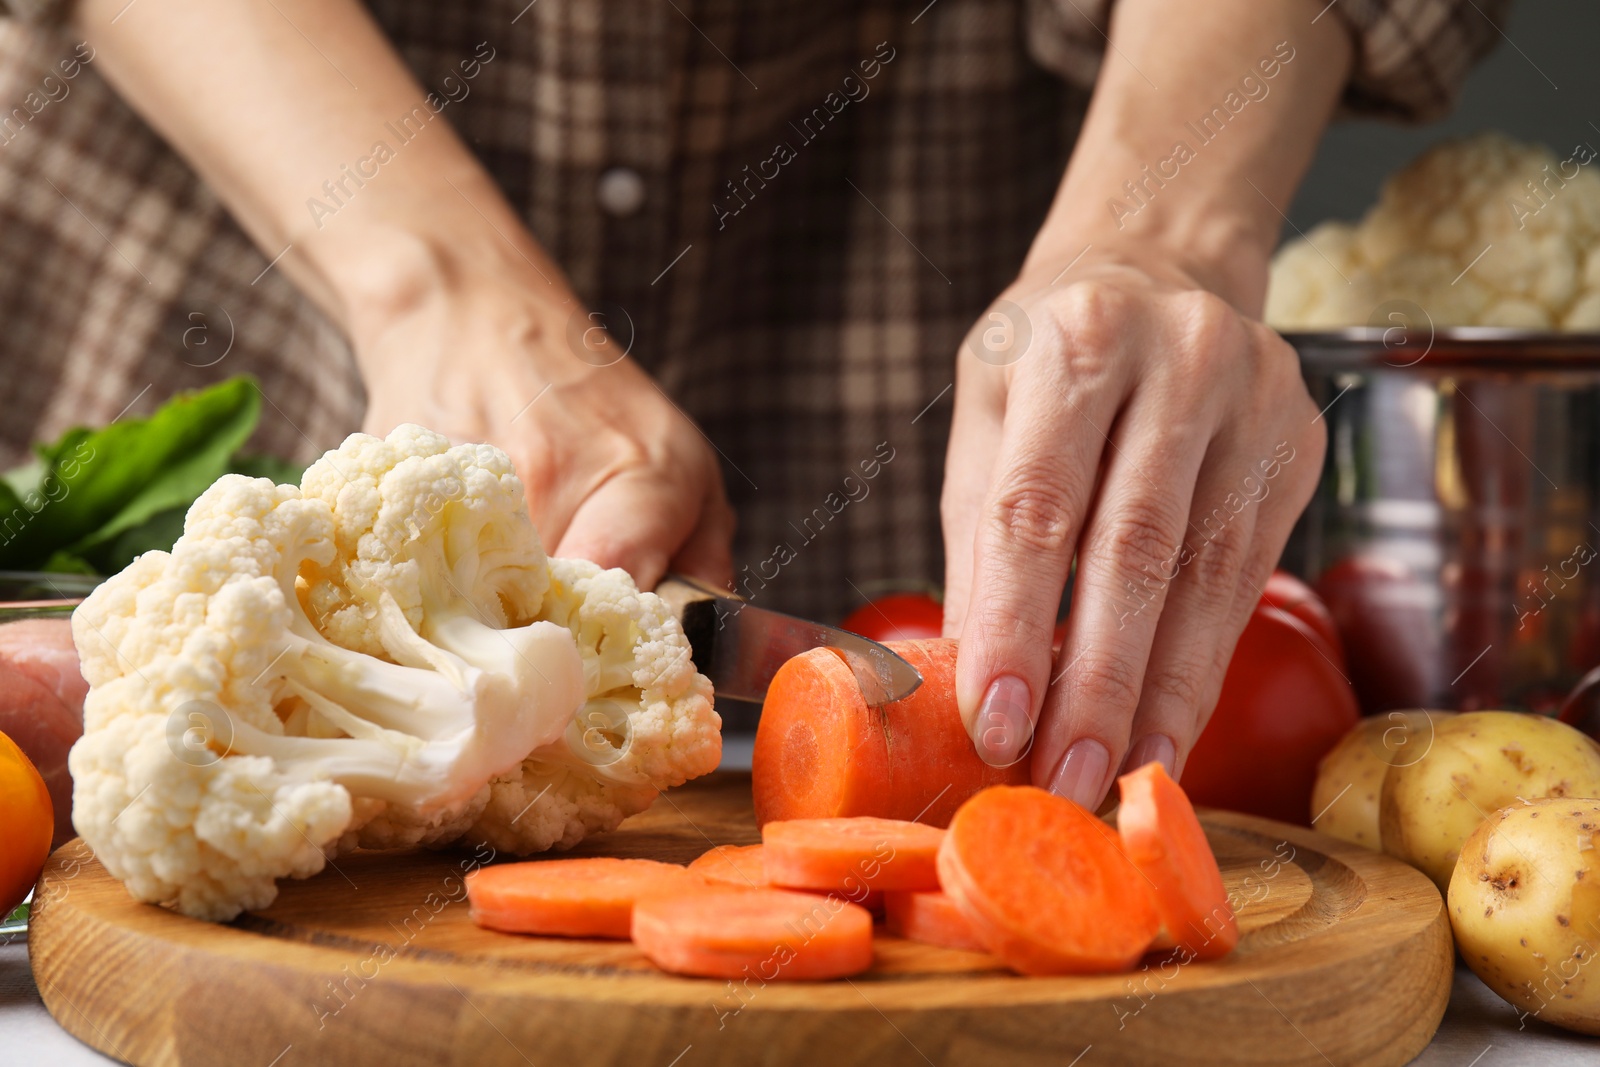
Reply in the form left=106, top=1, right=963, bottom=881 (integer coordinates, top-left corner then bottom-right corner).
left=0, top=478, right=33, bottom=569
left=40, top=549, right=101, bottom=575
left=0, top=378, right=262, bottom=570
left=229, top=452, right=306, bottom=485
left=72, top=504, right=190, bottom=575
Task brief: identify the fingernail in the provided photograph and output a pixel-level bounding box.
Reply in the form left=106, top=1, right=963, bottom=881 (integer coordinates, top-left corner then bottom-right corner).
left=1123, top=734, right=1177, bottom=779
left=974, top=675, right=1033, bottom=768
left=1048, top=737, right=1112, bottom=809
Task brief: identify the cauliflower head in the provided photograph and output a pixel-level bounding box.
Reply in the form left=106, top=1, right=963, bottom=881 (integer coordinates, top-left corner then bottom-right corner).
left=69, top=426, right=720, bottom=921
left=1266, top=133, right=1600, bottom=330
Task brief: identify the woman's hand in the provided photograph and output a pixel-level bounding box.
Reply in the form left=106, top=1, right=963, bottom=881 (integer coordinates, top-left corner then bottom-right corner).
left=71, top=0, right=733, bottom=592
left=348, top=235, right=734, bottom=591
left=942, top=248, right=1324, bottom=805
left=940, top=0, right=1352, bottom=807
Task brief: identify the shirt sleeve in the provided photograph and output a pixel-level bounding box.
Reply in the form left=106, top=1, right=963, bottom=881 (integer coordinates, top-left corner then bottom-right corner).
left=1024, top=0, right=1512, bottom=122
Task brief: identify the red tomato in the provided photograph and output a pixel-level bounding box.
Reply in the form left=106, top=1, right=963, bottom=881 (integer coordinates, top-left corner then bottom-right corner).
left=1314, top=555, right=1439, bottom=713
left=1261, top=570, right=1345, bottom=669
left=839, top=593, right=944, bottom=642
left=1181, top=604, right=1360, bottom=825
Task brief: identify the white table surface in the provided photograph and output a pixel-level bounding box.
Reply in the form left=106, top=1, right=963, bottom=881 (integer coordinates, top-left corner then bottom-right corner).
left=6, top=735, right=1600, bottom=1066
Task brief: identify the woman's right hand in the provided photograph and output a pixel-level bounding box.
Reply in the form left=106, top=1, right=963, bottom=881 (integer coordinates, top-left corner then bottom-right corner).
left=72, top=0, right=733, bottom=592
left=343, top=230, right=735, bottom=592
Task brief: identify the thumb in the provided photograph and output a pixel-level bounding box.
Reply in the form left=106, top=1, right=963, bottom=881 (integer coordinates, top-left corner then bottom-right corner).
left=553, top=471, right=704, bottom=591
left=668, top=491, right=737, bottom=592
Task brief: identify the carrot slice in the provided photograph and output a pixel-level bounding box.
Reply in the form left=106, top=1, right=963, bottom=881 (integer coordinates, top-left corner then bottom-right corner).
left=1117, top=761, right=1238, bottom=960
left=632, top=887, right=874, bottom=980
left=466, top=858, right=705, bottom=938
left=690, top=843, right=884, bottom=912
left=938, top=786, right=1161, bottom=975
left=763, top=817, right=944, bottom=892
left=689, top=843, right=770, bottom=888
left=883, top=890, right=988, bottom=953
left=752, top=639, right=1028, bottom=828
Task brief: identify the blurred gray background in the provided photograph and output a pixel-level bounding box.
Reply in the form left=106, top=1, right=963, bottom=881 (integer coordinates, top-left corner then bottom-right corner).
left=1287, top=0, right=1596, bottom=234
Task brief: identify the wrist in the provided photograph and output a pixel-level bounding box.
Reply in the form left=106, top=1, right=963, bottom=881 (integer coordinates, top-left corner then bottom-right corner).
left=1021, top=208, right=1274, bottom=314
left=294, top=171, right=575, bottom=347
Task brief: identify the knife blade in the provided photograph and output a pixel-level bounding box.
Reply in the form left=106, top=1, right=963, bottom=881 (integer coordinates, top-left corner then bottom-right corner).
left=655, top=574, right=923, bottom=706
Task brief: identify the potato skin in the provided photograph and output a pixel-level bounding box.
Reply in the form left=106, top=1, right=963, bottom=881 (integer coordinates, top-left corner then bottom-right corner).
left=1450, top=800, right=1600, bottom=1034
left=1310, top=710, right=1453, bottom=849
left=1381, top=712, right=1600, bottom=892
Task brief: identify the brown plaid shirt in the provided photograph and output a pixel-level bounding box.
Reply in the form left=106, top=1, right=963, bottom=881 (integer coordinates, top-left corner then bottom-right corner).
left=0, top=0, right=1503, bottom=620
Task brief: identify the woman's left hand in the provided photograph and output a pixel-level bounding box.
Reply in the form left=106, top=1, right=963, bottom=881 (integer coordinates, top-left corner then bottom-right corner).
left=941, top=244, right=1325, bottom=807
left=939, top=0, right=1354, bottom=809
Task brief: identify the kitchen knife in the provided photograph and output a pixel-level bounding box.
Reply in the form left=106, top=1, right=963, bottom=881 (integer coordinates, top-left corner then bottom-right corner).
left=655, top=574, right=923, bottom=706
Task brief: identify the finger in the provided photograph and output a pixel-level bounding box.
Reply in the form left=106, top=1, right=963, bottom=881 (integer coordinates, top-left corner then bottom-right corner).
left=940, top=365, right=1005, bottom=640
left=955, top=346, right=1129, bottom=772
left=1118, top=439, right=1261, bottom=781
left=554, top=470, right=705, bottom=590
left=1029, top=398, right=1207, bottom=807
left=667, top=486, right=737, bottom=591
left=1127, top=354, right=1327, bottom=778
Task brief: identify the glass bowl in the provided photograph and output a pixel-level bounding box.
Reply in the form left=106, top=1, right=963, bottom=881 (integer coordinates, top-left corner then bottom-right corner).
left=0, top=571, right=98, bottom=937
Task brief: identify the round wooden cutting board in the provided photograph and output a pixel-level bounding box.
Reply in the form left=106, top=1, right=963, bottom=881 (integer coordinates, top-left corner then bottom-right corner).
left=30, top=773, right=1451, bottom=1067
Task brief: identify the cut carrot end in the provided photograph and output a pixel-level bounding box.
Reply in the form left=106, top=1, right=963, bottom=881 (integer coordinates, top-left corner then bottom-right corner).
left=753, top=647, right=883, bottom=826
left=752, top=640, right=1028, bottom=828
left=938, top=786, right=1161, bottom=976
left=883, top=890, right=989, bottom=954
left=465, top=858, right=705, bottom=939
left=632, top=887, right=874, bottom=980
left=763, top=816, right=944, bottom=893
left=1117, top=762, right=1239, bottom=961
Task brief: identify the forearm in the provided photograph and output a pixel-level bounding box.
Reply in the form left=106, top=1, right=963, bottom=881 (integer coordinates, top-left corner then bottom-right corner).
left=1027, top=0, right=1352, bottom=312
left=73, top=0, right=570, bottom=332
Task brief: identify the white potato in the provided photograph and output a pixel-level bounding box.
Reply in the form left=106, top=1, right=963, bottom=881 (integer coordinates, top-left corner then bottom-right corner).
left=1310, top=710, right=1455, bottom=849
left=1381, top=711, right=1600, bottom=892
left=1450, top=799, right=1600, bottom=1034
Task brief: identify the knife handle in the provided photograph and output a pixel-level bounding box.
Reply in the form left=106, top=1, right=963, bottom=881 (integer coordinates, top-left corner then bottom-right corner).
left=655, top=575, right=740, bottom=696
left=654, top=573, right=729, bottom=620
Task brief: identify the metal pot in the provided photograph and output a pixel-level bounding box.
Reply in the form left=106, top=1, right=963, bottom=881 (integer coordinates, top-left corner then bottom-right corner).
left=1280, top=328, right=1600, bottom=715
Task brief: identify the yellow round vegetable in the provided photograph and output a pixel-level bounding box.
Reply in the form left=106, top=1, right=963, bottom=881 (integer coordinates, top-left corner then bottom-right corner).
left=1450, top=799, right=1600, bottom=1034
left=0, top=728, right=54, bottom=917
left=1380, top=711, right=1600, bottom=892
left=1310, top=710, right=1455, bottom=849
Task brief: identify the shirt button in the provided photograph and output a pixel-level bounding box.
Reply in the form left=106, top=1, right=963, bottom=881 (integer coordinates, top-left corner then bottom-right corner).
left=597, top=167, right=646, bottom=217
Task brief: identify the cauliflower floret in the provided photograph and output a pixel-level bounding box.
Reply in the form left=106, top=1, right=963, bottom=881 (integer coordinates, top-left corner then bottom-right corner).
left=469, top=557, right=721, bottom=852
left=1266, top=133, right=1600, bottom=330
left=70, top=426, right=721, bottom=922
left=294, top=427, right=721, bottom=854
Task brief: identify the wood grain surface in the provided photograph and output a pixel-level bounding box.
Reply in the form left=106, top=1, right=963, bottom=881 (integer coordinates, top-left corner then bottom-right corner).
left=29, top=773, right=1452, bottom=1067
